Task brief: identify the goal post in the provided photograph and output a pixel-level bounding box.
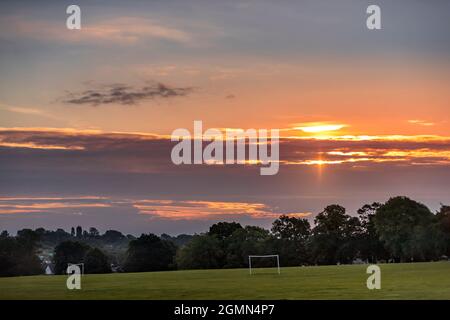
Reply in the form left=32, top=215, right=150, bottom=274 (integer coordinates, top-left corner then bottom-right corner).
left=248, top=255, right=280, bottom=275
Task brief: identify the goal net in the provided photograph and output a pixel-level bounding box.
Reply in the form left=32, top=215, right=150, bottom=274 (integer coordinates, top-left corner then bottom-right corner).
left=248, top=255, right=280, bottom=275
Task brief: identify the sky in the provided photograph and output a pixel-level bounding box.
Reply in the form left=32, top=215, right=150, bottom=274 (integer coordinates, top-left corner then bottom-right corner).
left=1, top=0, right=449, bottom=235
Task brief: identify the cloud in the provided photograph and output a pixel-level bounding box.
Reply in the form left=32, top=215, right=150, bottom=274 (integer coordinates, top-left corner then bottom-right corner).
left=0, top=103, right=62, bottom=122
left=408, top=119, right=436, bottom=127
left=1, top=127, right=450, bottom=187
left=2, top=128, right=450, bottom=167
left=2, top=16, right=191, bottom=45
left=82, top=17, right=191, bottom=44
left=0, top=196, right=111, bottom=215
left=0, top=196, right=310, bottom=222
left=1, top=128, right=450, bottom=234
left=63, top=82, right=194, bottom=106
left=133, top=199, right=311, bottom=220
left=0, top=105, right=42, bottom=115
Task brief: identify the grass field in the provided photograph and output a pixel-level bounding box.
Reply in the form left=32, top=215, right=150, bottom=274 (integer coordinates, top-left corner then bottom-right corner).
left=0, top=262, right=449, bottom=299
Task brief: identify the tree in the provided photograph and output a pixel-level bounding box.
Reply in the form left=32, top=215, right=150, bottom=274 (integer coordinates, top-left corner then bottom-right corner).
left=39, top=228, right=71, bottom=245
left=161, top=233, right=194, bottom=247
left=208, top=222, right=242, bottom=240
left=71, top=227, right=75, bottom=237
left=357, top=203, right=388, bottom=262
left=374, top=196, right=439, bottom=261
left=176, top=234, right=224, bottom=269
left=53, top=240, right=111, bottom=274
left=124, top=234, right=176, bottom=272
left=89, top=227, right=100, bottom=238
left=84, top=248, right=111, bottom=273
left=271, top=215, right=311, bottom=242
left=14, top=229, right=43, bottom=275
left=0, top=235, right=19, bottom=276
left=225, top=226, right=271, bottom=268
left=270, top=215, right=311, bottom=265
left=76, top=226, right=83, bottom=238
left=53, top=241, right=89, bottom=274
left=102, top=230, right=125, bottom=243
left=0, top=231, right=43, bottom=277
left=310, top=205, right=360, bottom=264
left=335, top=216, right=362, bottom=263
left=436, top=205, right=450, bottom=256
left=16, top=229, right=41, bottom=251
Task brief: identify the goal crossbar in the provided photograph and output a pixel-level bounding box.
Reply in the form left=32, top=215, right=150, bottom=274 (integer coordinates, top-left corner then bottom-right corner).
left=248, top=254, right=280, bottom=275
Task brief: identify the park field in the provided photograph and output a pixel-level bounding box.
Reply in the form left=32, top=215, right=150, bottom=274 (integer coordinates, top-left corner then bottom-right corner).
left=0, top=262, right=449, bottom=300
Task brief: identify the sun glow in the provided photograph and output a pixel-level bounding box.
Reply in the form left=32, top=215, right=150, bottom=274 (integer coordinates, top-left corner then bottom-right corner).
left=293, top=123, right=346, bottom=133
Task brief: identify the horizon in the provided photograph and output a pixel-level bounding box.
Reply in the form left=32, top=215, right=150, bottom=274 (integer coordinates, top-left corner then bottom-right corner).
left=0, top=194, right=445, bottom=236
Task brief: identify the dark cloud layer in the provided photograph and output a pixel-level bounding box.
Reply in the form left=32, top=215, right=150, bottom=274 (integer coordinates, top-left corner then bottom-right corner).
left=1, top=129, right=450, bottom=234
left=63, top=82, right=194, bottom=106
left=1, top=129, right=450, bottom=171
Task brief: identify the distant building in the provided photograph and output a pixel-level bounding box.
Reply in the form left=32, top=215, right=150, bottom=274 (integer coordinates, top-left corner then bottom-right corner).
left=44, top=262, right=54, bottom=275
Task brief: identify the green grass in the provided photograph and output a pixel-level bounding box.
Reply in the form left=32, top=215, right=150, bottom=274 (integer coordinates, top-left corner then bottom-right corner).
left=0, top=262, right=449, bottom=299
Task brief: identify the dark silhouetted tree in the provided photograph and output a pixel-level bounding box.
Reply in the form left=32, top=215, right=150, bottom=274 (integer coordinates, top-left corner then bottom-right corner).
left=102, top=230, right=125, bottom=243
left=437, top=205, right=450, bottom=256
left=176, top=235, right=224, bottom=269
left=225, top=226, right=271, bottom=268
left=270, top=215, right=311, bottom=265
left=374, top=196, right=439, bottom=261
left=53, top=241, right=89, bottom=274
left=89, top=227, right=100, bottom=238
left=272, top=215, right=311, bottom=242
left=310, top=205, right=361, bottom=264
left=76, top=226, right=82, bottom=238
left=208, top=222, right=243, bottom=240
left=357, top=202, right=388, bottom=262
left=0, top=230, right=42, bottom=276
left=124, top=234, right=176, bottom=272
left=84, top=248, right=111, bottom=273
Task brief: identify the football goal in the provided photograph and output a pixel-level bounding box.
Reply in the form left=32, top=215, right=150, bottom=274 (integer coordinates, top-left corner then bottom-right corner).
left=248, top=255, right=280, bottom=275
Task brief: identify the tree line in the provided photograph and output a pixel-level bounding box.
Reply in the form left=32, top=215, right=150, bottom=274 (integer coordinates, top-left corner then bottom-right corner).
left=176, top=197, right=449, bottom=269
left=1, top=196, right=449, bottom=276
